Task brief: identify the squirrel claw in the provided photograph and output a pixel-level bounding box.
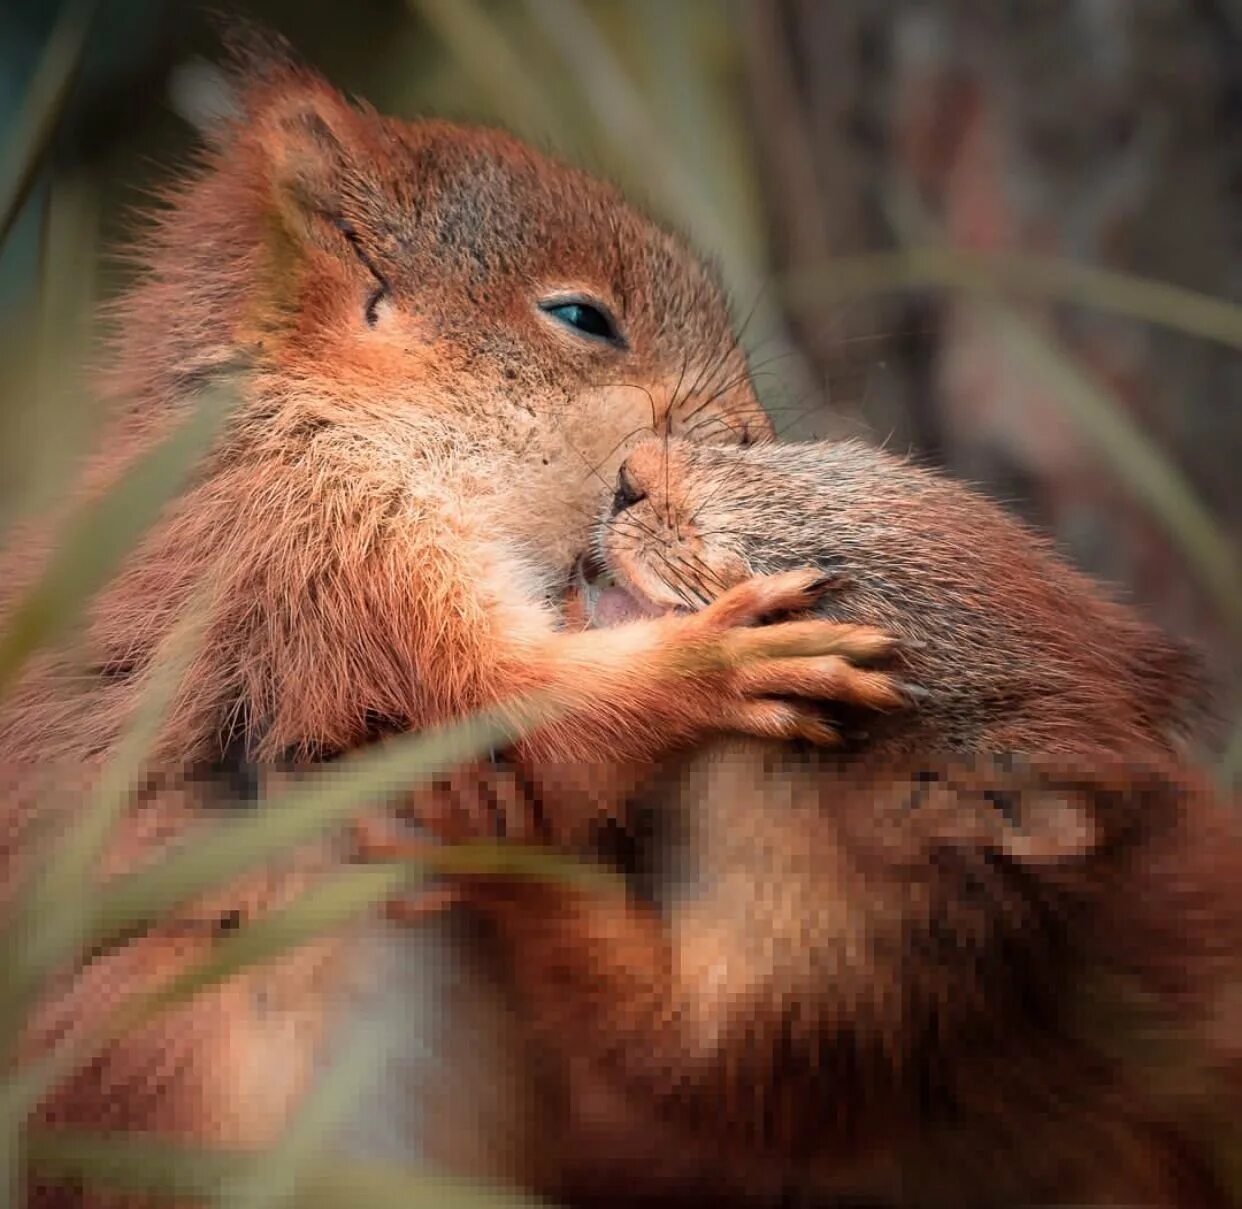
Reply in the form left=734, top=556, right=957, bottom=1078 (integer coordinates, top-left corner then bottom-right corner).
left=732, top=655, right=906, bottom=712
left=724, top=699, right=842, bottom=746
left=701, top=568, right=840, bottom=628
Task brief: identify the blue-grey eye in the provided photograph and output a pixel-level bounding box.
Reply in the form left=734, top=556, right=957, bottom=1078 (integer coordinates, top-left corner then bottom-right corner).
left=540, top=298, right=625, bottom=347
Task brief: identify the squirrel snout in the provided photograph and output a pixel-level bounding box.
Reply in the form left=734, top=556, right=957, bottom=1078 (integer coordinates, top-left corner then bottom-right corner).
left=612, top=464, right=648, bottom=514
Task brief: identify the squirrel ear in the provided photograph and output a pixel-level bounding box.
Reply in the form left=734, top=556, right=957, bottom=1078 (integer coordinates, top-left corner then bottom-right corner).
left=253, top=87, right=361, bottom=251
left=214, top=23, right=378, bottom=254
left=1131, top=630, right=1213, bottom=741
left=216, top=15, right=302, bottom=85
left=996, top=786, right=1099, bottom=863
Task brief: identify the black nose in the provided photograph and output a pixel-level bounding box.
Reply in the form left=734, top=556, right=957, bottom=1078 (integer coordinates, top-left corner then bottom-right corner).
left=612, top=464, right=648, bottom=514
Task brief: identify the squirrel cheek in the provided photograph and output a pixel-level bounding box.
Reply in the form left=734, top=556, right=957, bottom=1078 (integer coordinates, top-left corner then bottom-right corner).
left=701, top=547, right=752, bottom=594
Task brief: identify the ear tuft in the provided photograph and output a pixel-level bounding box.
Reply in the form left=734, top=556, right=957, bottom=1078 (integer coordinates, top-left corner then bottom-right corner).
left=207, top=14, right=356, bottom=242
left=1131, top=628, right=1216, bottom=744
left=212, top=12, right=303, bottom=87
left=208, top=17, right=391, bottom=260
left=264, top=103, right=351, bottom=232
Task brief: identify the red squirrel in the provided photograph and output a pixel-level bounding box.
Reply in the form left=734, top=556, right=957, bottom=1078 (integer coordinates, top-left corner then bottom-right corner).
left=380, top=436, right=1239, bottom=1207
left=2, top=44, right=902, bottom=1205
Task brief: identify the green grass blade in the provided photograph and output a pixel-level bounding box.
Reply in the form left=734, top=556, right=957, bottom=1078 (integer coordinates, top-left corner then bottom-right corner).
left=0, top=1100, right=17, bottom=1207
left=0, top=867, right=399, bottom=1174
left=0, top=869, right=407, bottom=1152
left=2, top=175, right=102, bottom=527
left=0, top=843, right=604, bottom=1176
left=784, top=246, right=1242, bottom=352
left=0, top=0, right=99, bottom=247
left=405, top=0, right=559, bottom=138
left=134, top=864, right=410, bottom=1028
left=0, top=1036, right=96, bottom=1205
left=985, top=305, right=1242, bottom=639
left=214, top=1027, right=385, bottom=1209
left=25, top=1129, right=546, bottom=1206
left=520, top=0, right=731, bottom=258
left=0, top=382, right=236, bottom=698
left=133, top=842, right=613, bottom=1027
left=84, top=705, right=546, bottom=948
left=0, top=596, right=213, bottom=1055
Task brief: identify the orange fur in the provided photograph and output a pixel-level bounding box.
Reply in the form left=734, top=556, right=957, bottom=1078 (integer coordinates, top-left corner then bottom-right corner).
left=386, top=437, right=1239, bottom=1206
left=1, top=49, right=898, bottom=1205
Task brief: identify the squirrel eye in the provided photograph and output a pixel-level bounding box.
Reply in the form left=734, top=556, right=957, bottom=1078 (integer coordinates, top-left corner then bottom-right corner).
left=539, top=298, right=625, bottom=347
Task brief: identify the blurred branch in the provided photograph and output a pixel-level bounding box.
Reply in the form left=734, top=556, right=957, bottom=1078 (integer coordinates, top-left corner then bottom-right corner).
left=0, top=0, right=97, bottom=247
left=785, top=246, right=1242, bottom=352
left=0, top=381, right=235, bottom=698
left=789, top=243, right=1242, bottom=638
left=405, top=0, right=560, bottom=139
left=870, top=189, right=1242, bottom=645
left=985, top=306, right=1242, bottom=639
left=521, top=0, right=736, bottom=258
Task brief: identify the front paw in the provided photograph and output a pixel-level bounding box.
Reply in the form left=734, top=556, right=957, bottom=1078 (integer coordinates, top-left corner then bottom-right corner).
left=671, top=569, right=908, bottom=744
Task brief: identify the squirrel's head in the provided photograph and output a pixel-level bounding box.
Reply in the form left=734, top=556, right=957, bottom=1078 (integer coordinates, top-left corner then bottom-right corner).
left=110, top=52, right=767, bottom=576
left=591, top=436, right=1211, bottom=751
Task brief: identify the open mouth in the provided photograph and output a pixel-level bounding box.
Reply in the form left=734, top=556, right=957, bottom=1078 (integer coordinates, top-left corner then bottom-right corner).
left=570, top=551, right=672, bottom=628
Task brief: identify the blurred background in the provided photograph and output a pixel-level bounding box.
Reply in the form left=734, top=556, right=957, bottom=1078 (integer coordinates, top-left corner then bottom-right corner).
left=2, top=0, right=1240, bottom=777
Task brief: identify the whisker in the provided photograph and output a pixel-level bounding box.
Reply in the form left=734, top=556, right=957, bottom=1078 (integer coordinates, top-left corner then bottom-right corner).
left=564, top=438, right=621, bottom=494
left=678, top=349, right=803, bottom=427
left=676, top=550, right=729, bottom=596
left=667, top=351, right=690, bottom=435
left=669, top=555, right=715, bottom=607
left=680, top=399, right=816, bottom=439
left=751, top=401, right=825, bottom=442
left=663, top=414, right=673, bottom=531
left=577, top=421, right=660, bottom=490
left=651, top=549, right=699, bottom=609
left=687, top=447, right=788, bottom=521
left=609, top=510, right=675, bottom=549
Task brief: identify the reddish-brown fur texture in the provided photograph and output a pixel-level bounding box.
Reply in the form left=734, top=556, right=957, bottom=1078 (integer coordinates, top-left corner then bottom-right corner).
left=398, top=438, right=1239, bottom=1206
left=0, top=72, right=888, bottom=784
left=439, top=754, right=1235, bottom=1209
left=0, top=52, right=901, bottom=1205
left=601, top=437, right=1209, bottom=758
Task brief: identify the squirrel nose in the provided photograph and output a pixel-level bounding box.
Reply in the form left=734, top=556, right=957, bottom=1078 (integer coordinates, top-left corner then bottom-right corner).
left=612, top=464, right=648, bottom=514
